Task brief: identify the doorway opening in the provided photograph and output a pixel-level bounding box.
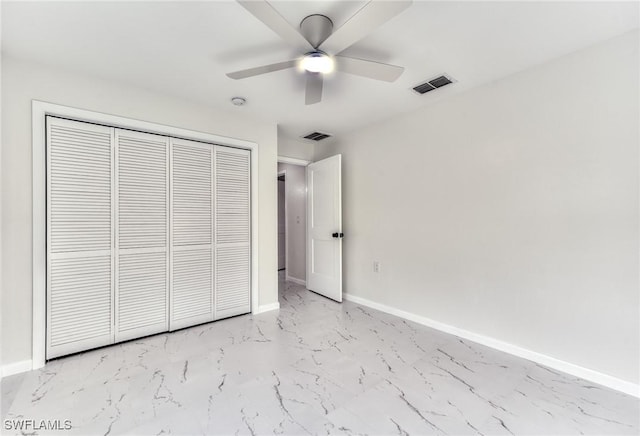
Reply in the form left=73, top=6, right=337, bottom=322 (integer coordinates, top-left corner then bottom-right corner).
left=277, top=161, right=308, bottom=291
left=278, top=171, right=286, bottom=274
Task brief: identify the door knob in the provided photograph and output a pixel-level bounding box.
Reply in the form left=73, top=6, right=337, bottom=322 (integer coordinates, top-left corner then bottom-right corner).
left=332, top=232, right=344, bottom=238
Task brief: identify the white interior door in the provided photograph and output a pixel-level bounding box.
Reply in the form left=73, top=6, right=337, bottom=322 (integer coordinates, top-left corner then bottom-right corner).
left=45, top=114, right=253, bottom=359
left=170, top=138, right=214, bottom=330
left=115, top=129, right=169, bottom=342
left=46, top=117, right=115, bottom=359
left=277, top=177, right=286, bottom=270
left=214, top=146, right=251, bottom=319
left=306, top=154, right=342, bottom=302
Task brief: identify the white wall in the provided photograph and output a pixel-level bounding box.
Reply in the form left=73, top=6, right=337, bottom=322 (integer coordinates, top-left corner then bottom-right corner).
left=277, top=163, right=307, bottom=282
left=1, top=56, right=279, bottom=368
left=278, top=131, right=314, bottom=162
left=315, top=31, right=639, bottom=385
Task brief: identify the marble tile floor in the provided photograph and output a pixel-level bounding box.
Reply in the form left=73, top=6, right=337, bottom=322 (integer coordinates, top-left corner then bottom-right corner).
left=2, top=275, right=638, bottom=435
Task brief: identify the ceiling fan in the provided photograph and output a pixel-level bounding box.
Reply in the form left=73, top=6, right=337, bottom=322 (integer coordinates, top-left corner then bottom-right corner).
left=227, top=0, right=412, bottom=105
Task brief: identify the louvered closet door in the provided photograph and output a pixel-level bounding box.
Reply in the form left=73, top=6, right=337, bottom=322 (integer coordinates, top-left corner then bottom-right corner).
left=46, top=117, right=115, bottom=359
left=169, top=138, right=214, bottom=330
left=214, top=146, right=251, bottom=319
left=115, top=129, right=169, bottom=342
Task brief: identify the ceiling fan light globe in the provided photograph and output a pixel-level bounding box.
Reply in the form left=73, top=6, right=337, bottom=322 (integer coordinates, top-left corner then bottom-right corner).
left=301, top=53, right=334, bottom=74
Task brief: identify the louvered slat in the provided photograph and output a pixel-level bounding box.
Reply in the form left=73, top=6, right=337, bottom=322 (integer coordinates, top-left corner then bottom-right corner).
left=115, top=130, right=168, bottom=341
left=215, top=245, right=250, bottom=313
left=170, top=139, right=214, bottom=330
left=215, top=147, right=251, bottom=319
left=173, top=143, right=212, bottom=245
left=117, top=133, right=167, bottom=249
left=49, top=122, right=112, bottom=253
left=172, top=249, right=212, bottom=321
left=46, top=117, right=114, bottom=359
left=49, top=256, right=112, bottom=346
left=117, top=251, right=168, bottom=338
left=216, top=150, right=250, bottom=245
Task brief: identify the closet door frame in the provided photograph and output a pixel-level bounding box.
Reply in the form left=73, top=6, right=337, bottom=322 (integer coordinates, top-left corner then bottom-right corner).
left=32, top=101, right=261, bottom=370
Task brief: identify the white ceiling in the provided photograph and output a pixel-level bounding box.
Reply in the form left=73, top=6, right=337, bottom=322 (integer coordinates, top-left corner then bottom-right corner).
left=2, top=1, right=638, bottom=141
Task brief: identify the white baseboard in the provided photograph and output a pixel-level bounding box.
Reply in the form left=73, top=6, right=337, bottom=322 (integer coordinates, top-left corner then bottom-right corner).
left=253, top=302, right=280, bottom=314
left=286, top=276, right=306, bottom=286
left=1, top=360, right=32, bottom=378
left=343, top=293, right=640, bottom=398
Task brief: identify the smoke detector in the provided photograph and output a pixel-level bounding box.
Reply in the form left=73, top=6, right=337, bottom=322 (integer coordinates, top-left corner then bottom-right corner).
left=231, top=97, right=246, bottom=106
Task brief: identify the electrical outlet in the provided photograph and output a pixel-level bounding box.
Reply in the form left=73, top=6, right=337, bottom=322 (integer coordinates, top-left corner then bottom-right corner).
left=373, top=261, right=380, bottom=273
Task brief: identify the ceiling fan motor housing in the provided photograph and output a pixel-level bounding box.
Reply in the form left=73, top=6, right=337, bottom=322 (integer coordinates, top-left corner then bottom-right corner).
left=300, top=14, right=333, bottom=48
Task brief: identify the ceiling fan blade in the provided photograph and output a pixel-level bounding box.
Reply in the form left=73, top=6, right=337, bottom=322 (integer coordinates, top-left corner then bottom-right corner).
left=227, top=59, right=297, bottom=80
left=237, top=0, right=313, bottom=52
left=319, top=0, right=412, bottom=55
left=335, top=55, right=404, bottom=82
left=305, top=73, right=323, bottom=105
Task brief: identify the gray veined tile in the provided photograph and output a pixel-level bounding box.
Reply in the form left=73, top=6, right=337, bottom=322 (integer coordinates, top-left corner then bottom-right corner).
left=1, top=373, right=27, bottom=421
left=2, top=273, right=638, bottom=435
left=484, top=363, right=640, bottom=435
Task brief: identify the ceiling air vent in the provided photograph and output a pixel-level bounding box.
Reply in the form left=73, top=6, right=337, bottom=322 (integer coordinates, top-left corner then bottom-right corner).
left=412, top=75, right=454, bottom=95
left=302, top=131, right=332, bottom=141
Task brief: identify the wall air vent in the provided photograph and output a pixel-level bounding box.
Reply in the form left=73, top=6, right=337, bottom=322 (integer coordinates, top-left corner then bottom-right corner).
left=302, top=131, right=332, bottom=141
left=412, top=75, right=454, bottom=95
